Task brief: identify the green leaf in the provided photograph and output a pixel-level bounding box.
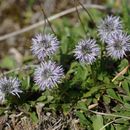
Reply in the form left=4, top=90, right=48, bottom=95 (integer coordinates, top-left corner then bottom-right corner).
left=122, top=0, right=130, bottom=33
left=124, top=103, right=130, bottom=110
left=103, top=95, right=111, bottom=104
left=0, top=56, right=16, bottom=69
left=47, top=96, right=54, bottom=102
left=62, top=104, right=70, bottom=115
left=83, top=86, right=99, bottom=97
left=21, top=76, right=31, bottom=90
left=76, top=111, right=88, bottom=125
left=30, top=112, right=38, bottom=123
left=37, top=95, right=46, bottom=102
left=107, top=89, right=123, bottom=103
left=122, top=80, right=130, bottom=96
left=92, top=115, right=105, bottom=130
left=76, top=102, right=88, bottom=111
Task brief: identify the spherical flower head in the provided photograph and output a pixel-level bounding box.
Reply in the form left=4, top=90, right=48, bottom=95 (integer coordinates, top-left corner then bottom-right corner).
left=74, top=38, right=100, bottom=64
left=0, top=77, right=22, bottom=103
left=34, top=61, right=64, bottom=90
left=106, top=32, right=130, bottom=59
left=31, top=33, right=59, bottom=60
left=97, top=15, right=123, bottom=42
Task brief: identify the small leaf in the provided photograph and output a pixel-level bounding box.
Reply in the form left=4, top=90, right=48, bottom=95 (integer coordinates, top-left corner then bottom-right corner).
left=122, top=80, right=130, bottom=96
left=107, top=89, right=123, bottom=103
left=76, top=111, right=88, bottom=125
left=30, top=112, right=38, bottom=123
left=62, top=104, right=70, bottom=115
left=76, top=102, right=88, bottom=111
left=92, top=115, right=105, bottom=130
left=0, top=56, right=16, bottom=69
left=37, top=95, right=46, bottom=102
left=83, top=86, right=99, bottom=97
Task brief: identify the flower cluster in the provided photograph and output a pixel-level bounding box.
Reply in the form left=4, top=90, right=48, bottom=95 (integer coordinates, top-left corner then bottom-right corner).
left=98, top=15, right=130, bottom=59
left=2, top=14, right=130, bottom=104
left=0, top=77, right=22, bottom=104
left=31, top=33, right=64, bottom=90
left=97, top=15, right=123, bottom=42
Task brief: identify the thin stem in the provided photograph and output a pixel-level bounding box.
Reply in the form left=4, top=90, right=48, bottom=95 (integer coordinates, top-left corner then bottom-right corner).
left=78, top=0, right=96, bottom=26
left=0, top=65, right=37, bottom=78
left=73, top=0, right=87, bottom=34
left=100, top=42, right=104, bottom=71
left=89, top=110, right=130, bottom=120
left=42, top=15, right=47, bottom=34
left=100, top=118, right=125, bottom=130
left=112, top=64, right=130, bottom=82
left=38, top=0, right=56, bottom=35
left=37, top=1, right=46, bottom=34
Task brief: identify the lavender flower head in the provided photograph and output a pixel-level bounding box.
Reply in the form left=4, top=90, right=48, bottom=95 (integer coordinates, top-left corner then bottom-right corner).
left=74, top=38, right=100, bottom=64
left=34, top=61, right=64, bottom=90
left=31, top=33, right=59, bottom=60
left=0, top=77, right=22, bottom=103
left=98, top=15, right=123, bottom=42
left=106, top=32, right=130, bottom=59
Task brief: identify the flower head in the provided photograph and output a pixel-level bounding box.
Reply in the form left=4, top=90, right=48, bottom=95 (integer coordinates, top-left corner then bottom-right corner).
left=31, top=33, right=59, bottom=60
left=74, top=38, right=100, bottom=64
left=34, top=61, right=64, bottom=90
left=98, top=15, right=123, bottom=42
left=106, top=32, right=130, bottom=59
left=0, top=77, right=22, bottom=103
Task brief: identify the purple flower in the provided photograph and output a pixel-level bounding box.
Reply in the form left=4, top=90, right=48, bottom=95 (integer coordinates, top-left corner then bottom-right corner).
left=0, top=77, right=22, bottom=103
left=31, top=33, right=59, bottom=60
left=98, top=15, right=123, bottom=42
left=74, top=38, right=100, bottom=64
left=106, top=32, right=130, bottom=59
left=34, top=61, right=64, bottom=90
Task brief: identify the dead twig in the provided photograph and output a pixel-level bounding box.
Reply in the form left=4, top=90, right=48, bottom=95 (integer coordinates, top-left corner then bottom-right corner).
left=0, top=4, right=106, bottom=41
left=112, top=64, right=130, bottom=82
left=0, top=64, right=37, bottom=77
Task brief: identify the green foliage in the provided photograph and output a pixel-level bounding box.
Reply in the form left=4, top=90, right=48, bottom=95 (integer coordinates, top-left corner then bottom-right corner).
left=122, top=0, right=130, bottom=33
left=0, top=56, right=16, bottom=69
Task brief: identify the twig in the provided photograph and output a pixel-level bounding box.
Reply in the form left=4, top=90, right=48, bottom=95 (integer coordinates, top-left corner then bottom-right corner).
left=52, top=119, right=62, bottom=130
left=88, top=103, right=98, bottom=110
left=0, top=4, right=106, bottom=41
left=112, top=64, right=130, bottom=82
left=38, top=0, right=56, bottom=34
left=89, top=110, right=130, bottom=120
left=99, top=118, right=124, bottom=130
left=73, top=0, right=86, bottom=33
left=0, top=64, right=37, bottom=77
left=78, top=0, right=96, bottom=26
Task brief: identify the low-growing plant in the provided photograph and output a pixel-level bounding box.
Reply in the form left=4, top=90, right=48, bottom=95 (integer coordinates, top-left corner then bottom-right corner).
left=1, top=0, right=130, bottom=130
